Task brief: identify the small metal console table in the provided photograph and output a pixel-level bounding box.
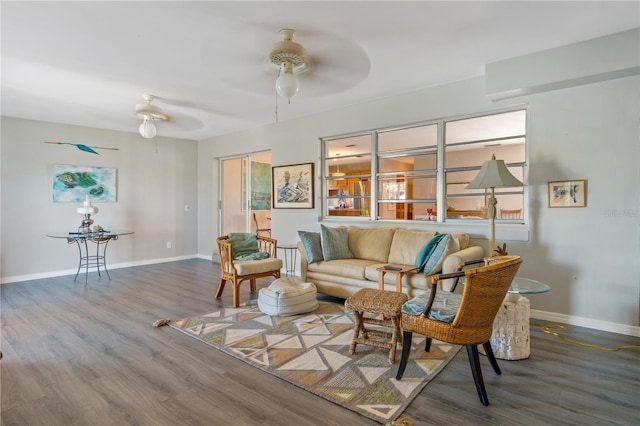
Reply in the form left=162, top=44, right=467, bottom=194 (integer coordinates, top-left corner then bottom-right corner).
left=277, top=243, right=298, bottom=277
left=47, top=230, right=134, bottom=283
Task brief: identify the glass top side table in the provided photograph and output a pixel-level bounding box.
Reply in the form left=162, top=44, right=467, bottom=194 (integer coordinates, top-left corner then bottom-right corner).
left=47, top=230, right=134, bottom=283
left=510, top=277, right=551, bottom=294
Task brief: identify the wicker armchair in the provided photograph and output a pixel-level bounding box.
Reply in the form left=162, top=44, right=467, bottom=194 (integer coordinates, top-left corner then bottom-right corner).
left=215, top=235, right=283, bottom=307
left=396, top=255, right=522, bottom=406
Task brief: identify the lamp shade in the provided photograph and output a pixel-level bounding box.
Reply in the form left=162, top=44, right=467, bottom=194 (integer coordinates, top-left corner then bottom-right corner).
left=466, top=154, right=523, bottom=189
left=76, top=195, right=98, bottom=215
left=139, top=116, right=157, bottom=139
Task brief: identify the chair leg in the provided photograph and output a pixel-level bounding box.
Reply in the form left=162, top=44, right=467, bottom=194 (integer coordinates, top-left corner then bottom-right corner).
left=425, top=337, right=432, bottom=352
left=232, top=283, right=241, bottom=308
left=349, top=311, right=364, bottom=355
left=466, top=345, right=489, bottom=406
left=395, top=331, right=413, bottom=380
left=215, top=279, right=227, bottom=299
left=483, top=341, right=502, bottom=375
left=250, top=279, right=256, bottom=292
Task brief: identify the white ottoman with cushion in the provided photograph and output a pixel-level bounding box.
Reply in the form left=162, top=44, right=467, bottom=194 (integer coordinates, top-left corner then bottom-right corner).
left=258, top=277, right=318, bottom=316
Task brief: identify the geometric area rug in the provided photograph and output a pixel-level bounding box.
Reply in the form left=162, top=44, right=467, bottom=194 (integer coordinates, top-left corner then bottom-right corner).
left=161, top=301, right=460, bottom=424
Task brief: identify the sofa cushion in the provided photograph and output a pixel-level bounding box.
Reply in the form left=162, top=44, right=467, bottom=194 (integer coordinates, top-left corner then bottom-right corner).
left=363, top=263, right=431, bottom=293
left=298, top=230, right=323, bottom=264
left=347, top=227, right=395, bottom=263
left=228, top=233, right=259, bottom=259
left=388, top=229, right=436, bottom=265
left=321, top=225, right=354, bottom=261
left=308, top=258, right=377, bottom=280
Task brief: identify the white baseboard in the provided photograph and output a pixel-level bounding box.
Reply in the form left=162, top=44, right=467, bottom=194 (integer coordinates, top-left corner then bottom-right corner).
left=531, top=309, right=640, bottom=337
left=0, top=254, right=199, bottom=284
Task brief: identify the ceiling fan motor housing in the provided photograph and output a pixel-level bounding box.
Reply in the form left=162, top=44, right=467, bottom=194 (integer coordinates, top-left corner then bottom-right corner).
left=269, top=29, right=309, bottom=73
left=135, top=94, right=168, bottom=121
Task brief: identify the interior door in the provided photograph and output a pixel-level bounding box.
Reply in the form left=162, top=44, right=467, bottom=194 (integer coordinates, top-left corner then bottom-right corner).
left=220, top=152, right=272, bottom=236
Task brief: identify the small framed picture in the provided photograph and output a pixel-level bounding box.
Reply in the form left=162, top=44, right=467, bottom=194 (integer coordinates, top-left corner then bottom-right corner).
left=548, top=180, right=586, bottom=208
left=272, top=163, right=314, bottom=209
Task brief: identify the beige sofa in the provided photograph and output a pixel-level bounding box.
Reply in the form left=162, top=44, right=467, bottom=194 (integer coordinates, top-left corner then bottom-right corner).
left=298, top=226, right=484, bottom=299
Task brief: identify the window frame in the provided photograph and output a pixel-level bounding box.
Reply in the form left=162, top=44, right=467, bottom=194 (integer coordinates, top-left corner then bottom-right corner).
left=321, top=107, right=528, bottom=229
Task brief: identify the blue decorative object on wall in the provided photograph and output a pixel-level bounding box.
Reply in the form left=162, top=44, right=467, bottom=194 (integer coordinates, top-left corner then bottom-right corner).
left=45, top=141, right=119, bottom=155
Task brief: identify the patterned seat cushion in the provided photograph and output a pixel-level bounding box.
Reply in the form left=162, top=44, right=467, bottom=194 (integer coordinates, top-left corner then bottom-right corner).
left=401, top=290, right=461, bottom=323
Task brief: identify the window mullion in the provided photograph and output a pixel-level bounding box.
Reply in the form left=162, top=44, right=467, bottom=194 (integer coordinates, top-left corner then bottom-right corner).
left=436, top=120, right=445, bottom=222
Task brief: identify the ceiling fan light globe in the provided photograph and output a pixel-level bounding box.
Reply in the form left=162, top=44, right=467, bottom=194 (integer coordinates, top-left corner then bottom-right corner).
left=139, top=117, right=157, bottom=138
left=276, top=72, right=298, bottom=100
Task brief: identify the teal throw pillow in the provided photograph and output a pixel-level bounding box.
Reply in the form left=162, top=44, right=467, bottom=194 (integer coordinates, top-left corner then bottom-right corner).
left=228, top=233, right=259, bottom=259
left=401, top=290, right=462, bottom=323
left=298, top=231, right=324, bottom=264
left=320, top=225, right=354, bottom=261
left=415, top=232, right=447, bottom=272
left=422, top=234, right=453, bottom=274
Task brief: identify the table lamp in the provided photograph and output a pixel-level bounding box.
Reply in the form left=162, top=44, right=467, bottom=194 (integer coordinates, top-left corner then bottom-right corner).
left=76, top=195, right=98, bottom=233
left=466, top=154, right=522, bottom=255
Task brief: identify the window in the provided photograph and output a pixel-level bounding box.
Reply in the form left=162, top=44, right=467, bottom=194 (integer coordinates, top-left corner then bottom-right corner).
left=444, top=110, right=526, bottom=222
left=325, top=135, right=372, bottom=218
left=377, top=124, right=438, bottom=220
left=322, top=109, right=526, bottom=223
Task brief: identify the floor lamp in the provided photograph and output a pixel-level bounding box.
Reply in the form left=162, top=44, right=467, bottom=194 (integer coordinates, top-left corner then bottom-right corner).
left=466, top=155, right=523, bottom=256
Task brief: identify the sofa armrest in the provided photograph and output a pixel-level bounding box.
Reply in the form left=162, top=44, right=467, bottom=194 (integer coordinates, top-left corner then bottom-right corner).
left=297, top=241, right=309, bottom=281
left=440, top=246, right=485, bottom=291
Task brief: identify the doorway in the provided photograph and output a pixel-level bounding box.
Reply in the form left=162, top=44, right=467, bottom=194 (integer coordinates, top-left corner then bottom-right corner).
left=219, top=152, right=272, bottom=236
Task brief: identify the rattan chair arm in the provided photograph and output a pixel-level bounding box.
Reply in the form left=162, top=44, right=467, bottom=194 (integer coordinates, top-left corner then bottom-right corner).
left=431, top=270, right=466, bottom=283
left=460, top=258, right=486, bottom=268
left=420, top=282, right=439, bottom=316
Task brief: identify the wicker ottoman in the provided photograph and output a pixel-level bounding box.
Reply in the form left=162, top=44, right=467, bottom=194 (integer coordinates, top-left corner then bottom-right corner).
left=257, top=276, right=318, bottom=316
left=344, top=288, right=409, bottom=364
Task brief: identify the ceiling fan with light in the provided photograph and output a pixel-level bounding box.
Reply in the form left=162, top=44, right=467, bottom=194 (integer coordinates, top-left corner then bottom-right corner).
left=135, top=94, right=169, bottom=138
left=268, top=29, right=310, bottom=102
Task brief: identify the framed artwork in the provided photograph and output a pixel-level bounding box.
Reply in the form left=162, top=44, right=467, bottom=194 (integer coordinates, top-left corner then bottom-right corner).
left=272, top=163, right=314, bottom=209
left=548, top=180, right=586, bottom=208
left=52, top=164, right=117, bottom=202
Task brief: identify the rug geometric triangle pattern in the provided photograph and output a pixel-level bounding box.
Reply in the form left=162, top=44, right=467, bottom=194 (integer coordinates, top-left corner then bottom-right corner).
left=166, top=301, right=460, bottom=424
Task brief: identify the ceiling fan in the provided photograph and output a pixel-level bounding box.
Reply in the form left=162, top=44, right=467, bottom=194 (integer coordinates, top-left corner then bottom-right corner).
left=268, top=29, right=310, bottom=101
left=135, top=94, right=169, bottom=138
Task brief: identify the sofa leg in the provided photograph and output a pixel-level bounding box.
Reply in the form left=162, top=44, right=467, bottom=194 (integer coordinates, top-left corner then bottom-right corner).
left=250, top=279, right=256, bottom=292
left=215, top=279, right=226, bottom=299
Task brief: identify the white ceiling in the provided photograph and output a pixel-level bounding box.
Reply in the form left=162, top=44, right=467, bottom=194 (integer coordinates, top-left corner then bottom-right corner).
left=2, top=1, right=638, bottom=141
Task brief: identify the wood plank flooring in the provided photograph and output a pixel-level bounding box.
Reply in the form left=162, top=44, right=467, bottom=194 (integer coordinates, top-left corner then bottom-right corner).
left=1, top=259, right=639, bottom=425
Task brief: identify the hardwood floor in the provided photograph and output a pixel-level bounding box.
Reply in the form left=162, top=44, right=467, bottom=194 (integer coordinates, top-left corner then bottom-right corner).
left=1, top=259, right=638, bottom=425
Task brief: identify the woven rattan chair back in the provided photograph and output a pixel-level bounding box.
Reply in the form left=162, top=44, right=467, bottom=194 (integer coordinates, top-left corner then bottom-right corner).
left=446, top=255, right=522, bottom=344
left=396, top=255, right=522, bottom=406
